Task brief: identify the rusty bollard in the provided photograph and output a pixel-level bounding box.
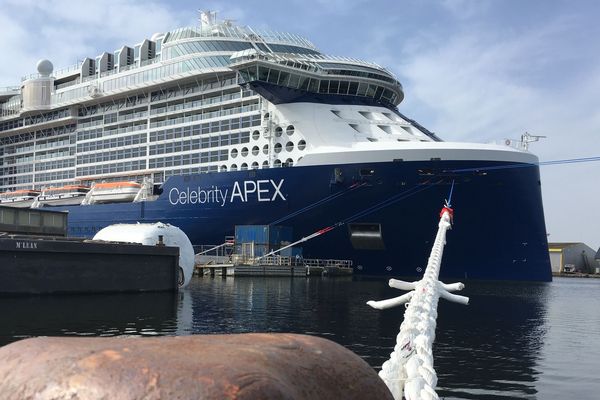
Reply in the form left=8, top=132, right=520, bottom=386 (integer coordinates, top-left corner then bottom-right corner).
left=0, top=333, right=394, bottom=399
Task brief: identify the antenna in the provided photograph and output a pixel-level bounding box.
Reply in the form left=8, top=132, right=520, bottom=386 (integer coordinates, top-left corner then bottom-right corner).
left=199, top=10, right=217, bottom=28
left=520, top=132, right=546, bottom=151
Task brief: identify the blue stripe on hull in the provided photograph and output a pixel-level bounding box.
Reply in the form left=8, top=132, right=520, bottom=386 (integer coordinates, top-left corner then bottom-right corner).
left=59, top=160, right=552, bottom=282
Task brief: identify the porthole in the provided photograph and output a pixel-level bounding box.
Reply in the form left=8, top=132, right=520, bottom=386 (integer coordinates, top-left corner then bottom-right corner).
left=230, top=148, right=238, bottom=158
left=241, top=147, right=249, bottom=157
left=231, top=164, right=238, bottom=171
left=274, top=143, right=282, bottom=153
left=285, top=141, right=294, bottom=152
left=220, top=165, right=228, bottom=172
left=264, top=112, right=270, bottom=121
left=251, top=161, right=259, bottom=169
left=262, top=144, right=269, bottom=154
left=241, top=163, right=248, bottom=171
left=262, top=161, right=269, bottom=169
left=286, top=125, right=295, bottom=136
left=285, top=158, right=294, bottom=167
left=252, top=146, right=259, bottom=156
left=298, top=140, right=306, bottom=150
left=274, top=159, right=282, bottom=167
left=275, top=126, right=283, bottom=137
left=252, top=130, right=260, bottom=140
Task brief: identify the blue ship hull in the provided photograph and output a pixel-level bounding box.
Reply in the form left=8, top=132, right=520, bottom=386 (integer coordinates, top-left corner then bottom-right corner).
left=59, top=160, right=552, bottom=281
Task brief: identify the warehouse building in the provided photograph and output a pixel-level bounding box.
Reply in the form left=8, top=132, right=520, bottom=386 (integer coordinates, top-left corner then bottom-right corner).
left=548, top=242, right=596, bottom=274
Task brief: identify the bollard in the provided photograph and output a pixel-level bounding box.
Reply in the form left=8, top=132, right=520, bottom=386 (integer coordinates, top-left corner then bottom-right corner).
left=0, top=334, right=394, bottom=400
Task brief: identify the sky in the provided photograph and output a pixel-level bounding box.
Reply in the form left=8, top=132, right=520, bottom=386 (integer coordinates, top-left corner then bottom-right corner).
left=0, top=0, right=598, bottom=249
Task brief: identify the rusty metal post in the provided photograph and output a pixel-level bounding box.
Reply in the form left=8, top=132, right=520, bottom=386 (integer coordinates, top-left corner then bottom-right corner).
left=0, top=334, right=393, bottom=400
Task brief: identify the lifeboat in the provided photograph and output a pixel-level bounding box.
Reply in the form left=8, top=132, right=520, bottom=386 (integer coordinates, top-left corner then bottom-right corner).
left=89, top=181, right=142, bottom=204
left=37, top=185, right=90, bottom=206
left=0, top=189, right=40, bottom=208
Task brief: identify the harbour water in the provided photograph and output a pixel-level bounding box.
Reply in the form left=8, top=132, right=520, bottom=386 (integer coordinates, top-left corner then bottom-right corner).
left=1, top=276, right=598, bottom=399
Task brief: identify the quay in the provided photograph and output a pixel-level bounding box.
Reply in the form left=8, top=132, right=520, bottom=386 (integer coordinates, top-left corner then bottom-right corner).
left=195, top=255, right=353, bottom=277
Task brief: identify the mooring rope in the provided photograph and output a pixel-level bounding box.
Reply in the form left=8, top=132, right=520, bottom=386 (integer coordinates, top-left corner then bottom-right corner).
left=259, top=181, right=440, bottom=259
left=367, top=195, right=468, bottom=400
left=269, top=181, right=367, bottom=226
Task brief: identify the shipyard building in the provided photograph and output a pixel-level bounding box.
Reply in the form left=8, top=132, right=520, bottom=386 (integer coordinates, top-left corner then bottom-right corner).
left=548, top=242, right=596, bottom=274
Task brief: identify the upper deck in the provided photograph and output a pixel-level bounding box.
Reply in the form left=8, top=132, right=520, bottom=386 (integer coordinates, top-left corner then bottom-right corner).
left=0, top=12, right=404, bottom=121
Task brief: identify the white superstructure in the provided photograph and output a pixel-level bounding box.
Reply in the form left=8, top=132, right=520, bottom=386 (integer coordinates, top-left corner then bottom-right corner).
left=0, top=11, right=532, bottom=196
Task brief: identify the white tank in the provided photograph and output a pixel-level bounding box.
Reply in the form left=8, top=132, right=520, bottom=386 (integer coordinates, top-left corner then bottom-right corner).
left=93, top=222, right=194, bottom=288
left=22, top=59, right=54, bottom=110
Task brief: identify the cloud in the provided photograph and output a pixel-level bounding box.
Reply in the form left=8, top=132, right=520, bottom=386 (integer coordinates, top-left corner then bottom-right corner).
left=0, top=0, right=187, bottom=86
left=440, top=0, right=491, bottom=19
left=388, top=12, right=600, bottom=247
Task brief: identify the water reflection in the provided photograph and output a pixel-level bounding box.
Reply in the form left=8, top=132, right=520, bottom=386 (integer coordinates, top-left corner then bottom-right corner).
left=0, top=292, right=178, bottom=345
left=5, top=276, right=596, bottom=400
left=183, top=277, right=552, bottom=399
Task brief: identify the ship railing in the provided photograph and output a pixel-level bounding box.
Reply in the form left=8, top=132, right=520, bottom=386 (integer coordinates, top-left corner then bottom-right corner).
left=302, top=259, right=353, bottom=268
left=367, top=206, right=469, bottom=400
left=237, top=255, right=353, bottom=268
left=194, top=240, right=234, bottom=258
left=169, top=24, right=317, bottom=50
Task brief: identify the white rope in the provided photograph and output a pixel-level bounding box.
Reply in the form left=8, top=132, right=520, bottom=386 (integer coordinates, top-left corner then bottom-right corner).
left=367, top=208, right=469, bottom=400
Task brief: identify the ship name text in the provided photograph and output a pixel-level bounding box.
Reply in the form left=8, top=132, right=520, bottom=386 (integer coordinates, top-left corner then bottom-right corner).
left=168, top=179, right=286, bottom=206
left=15, top=241, right=38, bottom=249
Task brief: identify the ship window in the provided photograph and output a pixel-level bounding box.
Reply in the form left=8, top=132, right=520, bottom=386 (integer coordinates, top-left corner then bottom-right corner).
left=274, top=159, right=282, bottom=167
left=267, top=69, right=280, bottom=84
left=298, top=140, right=306, bottom=150
left=230, top=164, right=238, bottom=171
left=274, top=143, right=282, bottom=153
left=252, top=130, right=260, bottom=140
left=367, top=137, right=378, bottom=142
left=382, top=112, right=395, bottom=121
left=258, top=67, right=269, bottom=82
left=278, top=71, right=290, bottom=86
left=274, top=126, right=283, bottom=137
left=339, top=81, right=349, bottom=95
left=231, top=148, right=238, bottom=158
left=378, top=125, right=392, bottom=134
left=241, top=147, right=249, bottom=157
left=286, top=125, right=295, bottom=136
left=240, top=163, right=248, bottom=171
left=262, top=161, right=269, bottom=169
left=348, top=82, right=359, bottom=95
left=220, top=165, right=228, bottom=172
left=358, top=111, right=374, bottom=120
left=349, top=124, right=361, bottom=133
left=252, top=146, right=259, bottom=156
left=285, top=141, right=294, bottom=152
left=288, top=73, right=300, bottom=88
left=251, top=162, right=259, bottom=169
left=285, top=158, right=294, bottom=167
left=319, top=80, right=329, bottom=93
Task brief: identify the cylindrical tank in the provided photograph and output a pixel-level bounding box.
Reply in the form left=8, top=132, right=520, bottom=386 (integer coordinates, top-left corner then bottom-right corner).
left=22, top=59, right=54, bottom=110
left=93, top=222, right=194, bottom=288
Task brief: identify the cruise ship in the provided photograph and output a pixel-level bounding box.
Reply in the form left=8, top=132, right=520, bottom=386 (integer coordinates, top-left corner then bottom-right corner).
left=0, top=12, right=551, bottom=281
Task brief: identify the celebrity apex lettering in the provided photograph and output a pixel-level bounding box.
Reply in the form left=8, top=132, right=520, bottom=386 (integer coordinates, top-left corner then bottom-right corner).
left=168, top=179, right=286, bottom=206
